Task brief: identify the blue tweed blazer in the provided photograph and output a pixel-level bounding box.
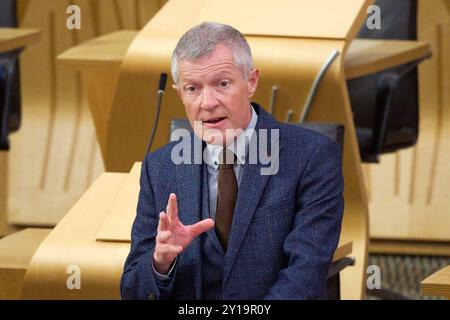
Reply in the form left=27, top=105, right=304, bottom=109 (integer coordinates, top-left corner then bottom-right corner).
left=120, top=104, right=344, bottom=300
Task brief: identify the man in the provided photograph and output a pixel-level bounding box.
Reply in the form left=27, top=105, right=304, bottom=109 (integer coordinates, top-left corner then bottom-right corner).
left=120, top=22, right=344, bottom=300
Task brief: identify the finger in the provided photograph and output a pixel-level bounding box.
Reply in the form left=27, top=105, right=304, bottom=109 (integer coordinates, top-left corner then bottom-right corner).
left=156, top=230, right=172, bottom=244
left=188, top=218, right=215, bottom=238
left=167, top=193, right=179, bottom=225
left=157, top=212, right=162, bottom=232
left=158, top=212, right=169, bottom=232
left=155, top=243, right=183, bottom=256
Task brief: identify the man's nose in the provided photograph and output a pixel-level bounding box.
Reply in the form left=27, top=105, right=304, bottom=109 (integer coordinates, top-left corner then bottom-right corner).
left=200, top=87, right=219, bottom=110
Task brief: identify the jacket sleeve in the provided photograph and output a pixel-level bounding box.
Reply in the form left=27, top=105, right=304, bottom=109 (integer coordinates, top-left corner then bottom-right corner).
left=120, top=154, right=176, bottom=300
left=264, top=137, right=344, bottom=299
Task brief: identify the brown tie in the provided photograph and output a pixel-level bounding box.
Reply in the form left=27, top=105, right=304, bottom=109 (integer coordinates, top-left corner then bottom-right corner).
left=215, top=148, right=238, bottom=250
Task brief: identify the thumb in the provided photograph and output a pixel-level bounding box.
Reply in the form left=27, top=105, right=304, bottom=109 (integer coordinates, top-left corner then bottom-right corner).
left=188, top=218, right=215, bottom=238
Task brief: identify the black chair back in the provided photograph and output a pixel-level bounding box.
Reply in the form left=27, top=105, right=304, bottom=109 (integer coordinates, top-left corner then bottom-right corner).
left=347, top=0, right=420, bottom=162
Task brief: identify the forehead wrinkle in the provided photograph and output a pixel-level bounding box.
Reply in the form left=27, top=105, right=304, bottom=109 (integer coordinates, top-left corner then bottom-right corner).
left=179, top=60, right=237, bottom=81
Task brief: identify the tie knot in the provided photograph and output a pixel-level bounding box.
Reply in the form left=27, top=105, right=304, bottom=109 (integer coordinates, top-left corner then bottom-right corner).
left=218, top=148, right=236, bottom=169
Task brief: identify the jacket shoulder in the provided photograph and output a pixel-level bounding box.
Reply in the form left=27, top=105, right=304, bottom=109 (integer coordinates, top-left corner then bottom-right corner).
left=142, top=140, right=180, bottom=174
left=279, top=122, right=341, bottom=150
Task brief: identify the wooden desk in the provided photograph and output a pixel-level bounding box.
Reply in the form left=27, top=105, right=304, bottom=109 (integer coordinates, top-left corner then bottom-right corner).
left=57, top=30, right=137, bottom=69
left=57, top=32, right=431, bottom=80
left=0, top=28, right=41, bottom=237
left=345, top=39, right=431, bottom=79
left=0, top=28, right=41, bottom=52
left=21, top=162, right=353, bottom=299
left=421, top=265, right=450, bottom=299
left=0, top=228, right=51, bottom=299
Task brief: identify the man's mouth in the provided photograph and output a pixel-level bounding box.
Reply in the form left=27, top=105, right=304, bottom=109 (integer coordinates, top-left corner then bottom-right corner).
left=203, top=117, right=226, bottom=124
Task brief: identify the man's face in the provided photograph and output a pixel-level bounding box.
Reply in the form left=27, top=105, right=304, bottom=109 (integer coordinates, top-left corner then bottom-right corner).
left=174, top=44, right=259, bottom=145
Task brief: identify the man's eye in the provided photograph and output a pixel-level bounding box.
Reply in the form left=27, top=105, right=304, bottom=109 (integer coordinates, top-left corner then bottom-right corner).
left=219, top=81, right=229, bottom=88
left=186, top=86, right=196, bottom=93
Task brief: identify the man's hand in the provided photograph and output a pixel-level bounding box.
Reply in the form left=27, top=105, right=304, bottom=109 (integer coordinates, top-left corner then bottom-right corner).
left=153, top=193, right=214, bottom=274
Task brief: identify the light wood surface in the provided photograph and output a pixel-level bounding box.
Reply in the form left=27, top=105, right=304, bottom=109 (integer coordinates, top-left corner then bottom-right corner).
left=57, top=30, right=137, bottom=69
left=20, top=164, right=352, bottom=299
left=0, top=228, right=50, bottom=299
left=370, top=239, right=450, bottom=257
left=334, top=242, right=353, bottom=263
left=361, top=0, right=450, bottom=244
left=96, top=162, right=141, bottom=242
left=56, top=31, right=138, bottom=161
left=421, top=265, right=450, bottom=299
left=21, top=172, right=129, bottom=299
left=189, top=0, right=367, bottom=41
left=0, top=27, right=41, bottom=52
left=345, top=39, right=431, bottom=79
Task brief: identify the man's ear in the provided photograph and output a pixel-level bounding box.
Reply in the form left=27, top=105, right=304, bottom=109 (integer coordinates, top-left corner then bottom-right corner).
left=247, top=68, right=259, bottom=98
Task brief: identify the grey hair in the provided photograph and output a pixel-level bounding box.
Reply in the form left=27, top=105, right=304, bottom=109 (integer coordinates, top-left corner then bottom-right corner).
left=171, top=22, right=253, bottom=84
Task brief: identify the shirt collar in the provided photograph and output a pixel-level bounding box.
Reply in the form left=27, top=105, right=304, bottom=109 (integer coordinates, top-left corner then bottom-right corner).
left=205, top=105, right=258, bottom=170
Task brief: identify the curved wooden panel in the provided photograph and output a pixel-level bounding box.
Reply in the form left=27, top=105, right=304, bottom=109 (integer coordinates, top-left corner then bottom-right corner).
left=21, top=172, right=130, bottom=299
left=0, top=228, right=50, bottom=299
left=191, top=0, right=368, bottom=40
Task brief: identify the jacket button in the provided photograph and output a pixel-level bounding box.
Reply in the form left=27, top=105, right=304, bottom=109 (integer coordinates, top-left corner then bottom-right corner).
left=148, top=293, right=156, bottom=300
